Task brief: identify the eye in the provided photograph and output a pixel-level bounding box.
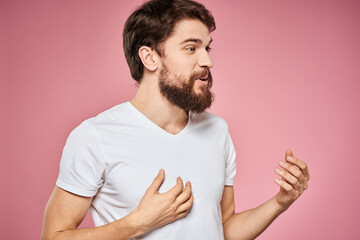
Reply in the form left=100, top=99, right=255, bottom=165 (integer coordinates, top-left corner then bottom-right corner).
left=186, top=46, right=196, bottom=52
left=206, top=46, right=212, bottom=52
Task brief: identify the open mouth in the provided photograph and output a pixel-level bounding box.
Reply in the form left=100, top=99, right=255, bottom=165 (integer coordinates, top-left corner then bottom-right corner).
left=199, top=75, right=208, bottom=81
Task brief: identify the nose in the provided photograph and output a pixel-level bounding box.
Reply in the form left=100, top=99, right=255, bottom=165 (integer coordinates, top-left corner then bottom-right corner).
left=198, top=50, right=214, bottom=69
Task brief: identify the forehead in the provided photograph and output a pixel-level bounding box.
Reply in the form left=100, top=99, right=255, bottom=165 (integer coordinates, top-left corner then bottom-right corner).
left=165, top=19, right=212, bottom=46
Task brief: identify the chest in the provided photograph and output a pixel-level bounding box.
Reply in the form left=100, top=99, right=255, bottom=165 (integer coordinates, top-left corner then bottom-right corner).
left=98, top=127, right=227, bottom=209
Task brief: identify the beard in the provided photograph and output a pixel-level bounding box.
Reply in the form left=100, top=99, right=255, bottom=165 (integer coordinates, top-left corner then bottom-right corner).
left=158, top=64, right=214, bottom=114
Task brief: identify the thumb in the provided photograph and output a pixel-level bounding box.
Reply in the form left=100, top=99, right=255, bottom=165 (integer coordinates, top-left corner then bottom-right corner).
left=148, top=169, right=165, bottom=193
left=285, top=149, right=293, bottom=162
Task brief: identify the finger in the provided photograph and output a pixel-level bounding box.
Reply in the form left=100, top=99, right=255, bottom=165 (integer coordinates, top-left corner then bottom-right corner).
left=285, top=149, right=294, bottom=161
left=167, top=177, right=184, bottom=198
left=174, top=181, right=192, bottom=206
left=148, top=169, right=165, bottom=193
left=175, top=209, right=190, bottom=220
left=176, top=193, right=194, bottom=214
left=279, top=161, right=306, bottom=185
left=274, top=178, right=294, bottom=192
left=275, top=168, right=301, bottom=190
left=284, top=149, right=294, bottom=179
left=286, top=156, right=310, bottom=181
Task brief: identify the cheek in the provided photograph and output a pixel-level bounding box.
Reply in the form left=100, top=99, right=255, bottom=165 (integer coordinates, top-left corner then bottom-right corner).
left=168, top=52, right=196, bottom=69
left=162, top=57, right=197, bottom=81
left=170, top=66, right=193, bottom=81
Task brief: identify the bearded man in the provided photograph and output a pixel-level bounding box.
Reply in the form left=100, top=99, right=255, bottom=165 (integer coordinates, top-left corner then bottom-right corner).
left=42, top=0, right=310, bottom=239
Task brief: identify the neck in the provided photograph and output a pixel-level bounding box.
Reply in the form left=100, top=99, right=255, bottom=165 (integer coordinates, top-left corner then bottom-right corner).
left=130, top=77, right=188, bottom=135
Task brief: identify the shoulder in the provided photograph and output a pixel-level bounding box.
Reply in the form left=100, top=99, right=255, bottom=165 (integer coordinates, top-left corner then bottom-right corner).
left=89, top=102, right=131, bottom=124
left=190, top=111, right=229, bottom=132
left=67, top=102, right=130, bottom=139
left=78, top=102, right=131, bottom=128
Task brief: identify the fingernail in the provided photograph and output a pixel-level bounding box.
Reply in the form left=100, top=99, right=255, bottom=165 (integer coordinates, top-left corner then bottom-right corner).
left=286, top=156, right=292, bottom=161
left=279, top=161, right=285, bottom=167
left=275, top=168, right=282, bottom=174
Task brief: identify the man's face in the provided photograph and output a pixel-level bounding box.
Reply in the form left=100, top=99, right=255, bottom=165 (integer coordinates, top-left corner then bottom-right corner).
left=158, top=19, right=214, bottom=113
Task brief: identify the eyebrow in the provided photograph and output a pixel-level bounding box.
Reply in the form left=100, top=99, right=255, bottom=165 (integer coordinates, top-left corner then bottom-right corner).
left=180, top=38, right=213, bottom=45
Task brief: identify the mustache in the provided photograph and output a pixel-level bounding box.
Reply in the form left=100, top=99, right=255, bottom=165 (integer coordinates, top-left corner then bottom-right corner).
left=191, top=69, right=210, bottom=80
left=190, top=69, right=213, bottom=88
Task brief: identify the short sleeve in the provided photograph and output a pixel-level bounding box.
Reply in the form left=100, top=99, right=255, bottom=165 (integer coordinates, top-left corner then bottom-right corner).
left=224, top=130, right=237, bottom=186
left=56, top=120, right=106, bottom=197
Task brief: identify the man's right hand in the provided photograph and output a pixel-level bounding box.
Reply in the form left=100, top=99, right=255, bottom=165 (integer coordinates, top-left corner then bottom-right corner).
left=130, top=169, right=194, bottom=233
left=41, top=169, right=193, bottom=240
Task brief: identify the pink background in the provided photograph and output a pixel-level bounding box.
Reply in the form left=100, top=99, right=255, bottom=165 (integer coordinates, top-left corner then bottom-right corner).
left=1, top=0, right=360, bottom=239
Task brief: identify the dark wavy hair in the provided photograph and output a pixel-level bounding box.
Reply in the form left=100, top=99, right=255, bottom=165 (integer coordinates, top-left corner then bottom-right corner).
left=123, top=0, right=216, bottom=82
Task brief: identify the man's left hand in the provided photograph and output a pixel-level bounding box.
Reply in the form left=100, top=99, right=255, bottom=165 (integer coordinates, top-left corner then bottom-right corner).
left=273, top=149, right=310, bottom=211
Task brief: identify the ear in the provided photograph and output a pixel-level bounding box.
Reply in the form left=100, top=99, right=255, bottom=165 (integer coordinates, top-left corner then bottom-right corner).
left=138, top=46, right=158, bottom=72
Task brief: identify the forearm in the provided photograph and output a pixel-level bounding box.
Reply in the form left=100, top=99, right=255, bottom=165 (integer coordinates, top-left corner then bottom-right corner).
left=43, top=212, right=146, bottom=240
left=223, top=196, right=286, bottom=240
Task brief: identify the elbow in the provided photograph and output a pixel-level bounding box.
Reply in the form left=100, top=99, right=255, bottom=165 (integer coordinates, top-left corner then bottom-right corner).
left=41, top=226, right=61, bottom=240
left=41, top=231, right=61, bottom=240
left=41, top=229, right=53, bottom=240
left=222, top=208, right=235, bottom=225
left=223, top=212, right=236, bottom=240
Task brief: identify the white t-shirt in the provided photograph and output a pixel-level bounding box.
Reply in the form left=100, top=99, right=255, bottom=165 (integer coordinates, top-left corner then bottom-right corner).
left=56, top=101, right=236, bottom=239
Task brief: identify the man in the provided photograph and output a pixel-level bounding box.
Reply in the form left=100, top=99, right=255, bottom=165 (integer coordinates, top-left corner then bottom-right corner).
left=42, top=0, right=310, bottom=239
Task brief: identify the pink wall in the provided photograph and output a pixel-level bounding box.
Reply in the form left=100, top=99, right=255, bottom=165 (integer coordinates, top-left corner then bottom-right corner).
left=2, top=0, right=360, bottom=239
